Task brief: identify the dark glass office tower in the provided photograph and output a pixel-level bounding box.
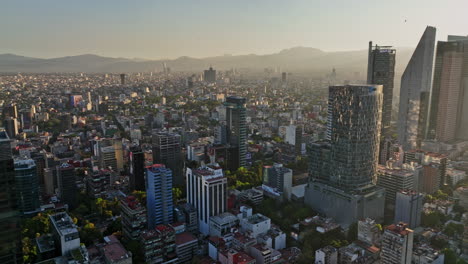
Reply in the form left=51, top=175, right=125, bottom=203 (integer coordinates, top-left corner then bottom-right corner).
left=57, top=163, right=77, bottom=210
left=152, top=132, right=183, bottom=187
left=129, top=146, right=145, bottom=191
left=0, top=129, right=19, bottom=264
left=14, top=159, right=40, bottom=214
left=225, top=96, right=247, bottom=171
left=305, top=85, right=385, bottom=226
left=367, top=42, right=396, bottom=164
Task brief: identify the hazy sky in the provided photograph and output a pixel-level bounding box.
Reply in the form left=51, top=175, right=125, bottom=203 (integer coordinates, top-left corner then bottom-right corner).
left=1, top=0, right=467, bottom=59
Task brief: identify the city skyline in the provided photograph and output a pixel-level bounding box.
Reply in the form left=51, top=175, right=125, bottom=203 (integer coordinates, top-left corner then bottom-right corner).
left=1, top=0, right=468, bottom=59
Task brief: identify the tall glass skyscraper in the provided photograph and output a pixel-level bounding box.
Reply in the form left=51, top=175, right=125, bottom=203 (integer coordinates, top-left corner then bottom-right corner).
left=428, top=34, right=468, bottom=142
left=225, top=96, right=247, bottom=171
left=152, top=131, right=183, bottom=187
left=146, top=164, right=173, bottom=229
left=0, top=129, right=19, bottom=264
left=398, top=26, right=436, bottom=150
left=367, top=42, right=396, bottom=140
left=14, top=159, right=40, bottom=214
left=328, top=85, right=383, bottom=191
left=367, top=42, right=396, bottom=165
left=305, top=85, right=385, bottom=226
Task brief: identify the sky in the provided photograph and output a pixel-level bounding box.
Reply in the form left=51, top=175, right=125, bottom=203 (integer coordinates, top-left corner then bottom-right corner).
left=1, top=0, right=467, bottom=59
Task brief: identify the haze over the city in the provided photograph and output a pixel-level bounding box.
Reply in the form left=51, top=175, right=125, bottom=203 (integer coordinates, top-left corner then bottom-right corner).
left=1, top=0, right=468, bottom=59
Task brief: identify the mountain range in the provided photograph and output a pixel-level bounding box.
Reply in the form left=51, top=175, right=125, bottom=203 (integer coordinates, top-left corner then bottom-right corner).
left=0, top=47, right=414, bottom=74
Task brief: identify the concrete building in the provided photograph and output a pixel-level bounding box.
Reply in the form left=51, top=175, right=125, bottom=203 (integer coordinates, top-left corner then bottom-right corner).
left=394, top=190, right=424, bottom=229
left=174, top=203, right=198, bottom=234
left=398, top=26, right=437, bottom=150
left=186, top=164, right=227, bottom=235
left=175, top=232, right=198, bottom=264
left=315, top=245, right=338, bottom=264
left=140, top=225, right=177, bottom=264
left=86, top=169, right=111, bottom=199
left=120, top=196, right=147, bottom=241
left=377, top=165, right=415, bottom=206
left=204, top=67, right=216, bottom=83
left=210, top=212, right=240, bottom=237
left=240, top=213, right=271, bottom=238
left=381, top=223, right=414, bottom=264
left=146, top=164, right=173, bottom=229
left=305, top=85, right=385, bottom=226
left=49, top=212, right=80, bottom=256
left=412, top=244, right=444, bottom=264
left=248, top=244, right=272, bottom=264
left=357, top=218, right=381, bottom=247
left=262, top=163, right=293, bottom=200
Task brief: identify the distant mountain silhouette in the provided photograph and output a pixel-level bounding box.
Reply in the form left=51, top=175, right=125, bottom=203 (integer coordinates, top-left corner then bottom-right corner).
left=0, top=46, right=414, bottom=74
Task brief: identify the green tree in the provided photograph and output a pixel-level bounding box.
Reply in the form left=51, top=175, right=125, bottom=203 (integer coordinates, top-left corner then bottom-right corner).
left=347, top=223, right=358, bottom=242
left=443, top=248, right=457, bottom=264
left=444, top=222, right=464, bottom=237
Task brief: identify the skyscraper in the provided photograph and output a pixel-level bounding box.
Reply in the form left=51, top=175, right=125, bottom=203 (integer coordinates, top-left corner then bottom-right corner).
left=146, top=164, right=173, bottom=229
left=225, top=96, right=247, bottom=171
left=186, top=164, right=227, bottom=235
left=3, top=117, right=18, bottom=139
left=428, top=34, right=468, bottom=142
left=305, top=85, right=385, bottom=226
left=0, top=129, right=19, bottom=264
left=129, top=146, right=145, bottom=192
left=327, top=85, right=383, bottom=190
left=367, top=42, right=396, bottom=142
left=14, top=159, right=40, bottom=214
left=398, top=26, right=436, bottom=150
left=204, top=66, right=216, bottom=83
left=57, top=163, right=77, bottom=210
left=120, top=73, right=126, bottom=85
left=152, top=131, right=183, bottom=187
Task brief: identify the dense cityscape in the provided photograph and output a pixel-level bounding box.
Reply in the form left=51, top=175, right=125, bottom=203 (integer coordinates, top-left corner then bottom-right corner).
left=1, top=14, right=468, bottom=264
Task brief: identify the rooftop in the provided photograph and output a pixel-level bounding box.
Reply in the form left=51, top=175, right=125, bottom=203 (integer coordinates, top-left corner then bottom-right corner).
left=175, top=232, right=197, bottom=246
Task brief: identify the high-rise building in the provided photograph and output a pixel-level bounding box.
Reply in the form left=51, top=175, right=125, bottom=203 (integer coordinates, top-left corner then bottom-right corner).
left=367, top=42, right=396, bottom=142
left=120, top=73, right=126, bottom=85
left=120, top=195, right=147, bottom=241
left=3, top=117, right=19, bottom=139
left=186, top=164, right=227, bottom=235
left=100, top=146, right=117, bottom=171
left=394, top=190, right=424, bottom=229
left=2, top=104, right=18, bottom=119
left=262, top=163, right=293, bottom=200
left=56, top=163, right=77, bottom=210
left=398, top=26, right=437, bottom=150
left=204, top=67, right=216, bottom=83
left=381, top=223, right=414, bottom=264
left=152, top=131, right=183, bottom=187
left=377, top=165, right=415, bottom=206
left=0, top=129, right=19, bottom=264
left=225, top=96, right=247, bottom=171
left=305, top=85, right=385, bottom=226
left=428, top=35, right=468, bottom=142
left=14, top=159, right=40, bottom=214
left=146, top=164, right=173, bottom=229
left=129, top=146, right=145, bottom=192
